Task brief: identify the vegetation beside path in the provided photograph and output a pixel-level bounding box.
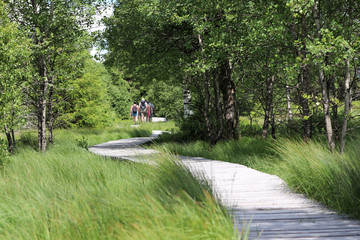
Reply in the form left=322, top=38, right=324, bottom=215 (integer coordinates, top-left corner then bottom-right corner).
left=154, top=132, right=360, bottom=220
left=0, top=125, right=239, bottom=240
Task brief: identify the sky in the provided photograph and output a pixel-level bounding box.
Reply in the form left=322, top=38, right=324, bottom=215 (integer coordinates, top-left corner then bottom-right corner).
left=89, top=5, right=114, bottom=58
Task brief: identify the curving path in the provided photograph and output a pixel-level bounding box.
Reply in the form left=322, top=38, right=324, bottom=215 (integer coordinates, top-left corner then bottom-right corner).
left=89, top=131, right=360, bottom=239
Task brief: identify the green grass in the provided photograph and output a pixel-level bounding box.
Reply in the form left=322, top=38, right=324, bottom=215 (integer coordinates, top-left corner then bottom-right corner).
left=15, top=121, right=177, bottom=150
left=272, top=139, right=360, bottom=218
left=153, top=136, right=275, bottom=169
left=154, top=134, right=360, bottom=219
left=0, top=126, right=239, bottom=239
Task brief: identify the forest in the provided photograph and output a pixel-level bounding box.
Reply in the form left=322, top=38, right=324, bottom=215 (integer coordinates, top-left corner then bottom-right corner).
left=103, top=0, right=360, bottom=150
left=0, top=0, right=360, bottom=239
left=1, top=0, right=359, bottom=153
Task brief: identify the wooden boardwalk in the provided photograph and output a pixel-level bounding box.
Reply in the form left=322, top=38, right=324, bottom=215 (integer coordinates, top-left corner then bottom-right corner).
left=89, top=132, right=360, bottom=239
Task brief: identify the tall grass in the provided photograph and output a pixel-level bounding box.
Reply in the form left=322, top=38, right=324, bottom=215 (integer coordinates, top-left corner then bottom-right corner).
left=153, top=136, right=275, bottom=168
left=0, top=128, right=239, bottom=239
left=273, top=139, right=360, bottom=218
left=155, top=135, right=360, bottom=219
left=16, top=120, right=177, bottom=150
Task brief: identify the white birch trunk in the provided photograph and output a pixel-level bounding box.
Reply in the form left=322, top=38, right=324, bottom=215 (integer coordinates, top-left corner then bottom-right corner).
left=286, top=81, right=293, bottom=121
left=313, top=1, right=335, bottom=150
left=340, top=59, right=351, bottom=153
left=182, top=84, right=193, bottom=118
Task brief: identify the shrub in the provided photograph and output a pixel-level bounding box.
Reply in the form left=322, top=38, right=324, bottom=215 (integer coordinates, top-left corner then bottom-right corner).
left=0, top=139, right=10, bottom=166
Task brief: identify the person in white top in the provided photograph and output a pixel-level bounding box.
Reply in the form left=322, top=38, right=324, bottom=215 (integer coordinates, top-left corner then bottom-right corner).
left=138, top=99, right=147, bottom=123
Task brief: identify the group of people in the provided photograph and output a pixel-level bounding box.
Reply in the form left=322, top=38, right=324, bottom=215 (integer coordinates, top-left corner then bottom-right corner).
left=130, top=99, right=155, bottom=125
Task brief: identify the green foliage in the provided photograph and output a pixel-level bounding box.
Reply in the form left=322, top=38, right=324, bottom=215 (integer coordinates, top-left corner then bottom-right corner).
left=19, top=132, right=38, bottom=150
left=4, top=0, right=108, bottom=151
left=145, top=79, right=183, bottom=119
left=75, top=136, right=88, bottom=150
left=0, top=2, right=31, bottom=138
left=59, top=60, right=116, bottom=128
left=177, top=116, right=208, bottom=142
left=238, top=122, right=263, bottom=137
left=0, top=139, right=10, bottom=167
left=104, top=0, right=360, bottom=147
left=105, top=68, right=132, bottom=119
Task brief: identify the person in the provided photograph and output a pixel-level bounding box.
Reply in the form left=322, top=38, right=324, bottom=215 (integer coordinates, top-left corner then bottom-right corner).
left=130, top=101, right=139, bottom=125
left=148, top=101, right=155, bottom=122
left=138, top=99, right=147, bottom=123
left=144, top=101, right=151, bottom=122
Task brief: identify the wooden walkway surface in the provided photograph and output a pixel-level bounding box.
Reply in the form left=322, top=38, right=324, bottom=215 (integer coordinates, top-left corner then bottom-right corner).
left=89, top=131, right=360, bottom=239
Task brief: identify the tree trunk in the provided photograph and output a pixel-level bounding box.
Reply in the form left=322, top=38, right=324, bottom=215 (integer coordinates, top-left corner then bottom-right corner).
left=38, top=56, right=49, bottom=152
left=219, top=59, right=238, bottom=140
left=291, top=13, right=311, bottom=139
left=299, top=71, right=312, bottom=139
left=262, top=106, right=270, bottom=139
left=11, top=128, right=15, bottom=150
left=262, top=75, right=275, bottom=139
left=270, top=105, right=276, bottom=140
left=198, top=34, right=213, bottom=144
left=286, top=81, right=293, bottom=121
left=340, top=1, right=354, bottom=153
left=330, top=74, right=339, bottom=139
left=313, top=1, right=335, bottom=151
left=48, top=77, right=54, bottom=144
left=213, top=69, right=224, bottom=143
left=340, top=59, right=351, bottom=153
left=320, top=71, right=335, bottom=150
left=182, top=80, right=193, bottom=118
left=4, top=125, right=14, bottom=154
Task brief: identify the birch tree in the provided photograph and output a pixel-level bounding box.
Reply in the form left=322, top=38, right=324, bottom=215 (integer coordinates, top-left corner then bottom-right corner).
left=5, top=0, right=102, bottom=151
left=0, top=2, right=31, bottom=153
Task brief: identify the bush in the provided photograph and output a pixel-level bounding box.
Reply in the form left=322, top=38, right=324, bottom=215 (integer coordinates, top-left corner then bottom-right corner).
left=58, top=59, right=116, bottom=128
left=238, top=122, right=262, bottom=137
left=19, top=131, right=38, bottom=150
left=0, top=139, right=10, bottom=167
left=75, top=136, right=88, bottom=150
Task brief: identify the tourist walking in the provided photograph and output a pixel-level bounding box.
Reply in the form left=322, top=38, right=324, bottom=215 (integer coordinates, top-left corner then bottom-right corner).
left=146, top=102, right=151, bottom=122
left=148, top=102, right=155, bottom=122
left=139, top=99, right=147, bottom=123
left=130, top=101, right=139, bottom=125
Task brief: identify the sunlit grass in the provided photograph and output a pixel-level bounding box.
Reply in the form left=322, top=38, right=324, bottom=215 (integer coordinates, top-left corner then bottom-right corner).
left=273, top=139, right=360, bottom=218
left=0, top=126, right=239, bottom=239
left=153, top=136, right=275, bottom=169
left=14, top=121, right=177, bottom=150
left=155, top=134, right=360, bottom=219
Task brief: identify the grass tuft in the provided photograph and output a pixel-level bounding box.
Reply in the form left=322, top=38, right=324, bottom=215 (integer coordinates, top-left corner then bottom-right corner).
left=0, top=126, right=239, bottom=239
left=274, top=139, right=360, bottom=218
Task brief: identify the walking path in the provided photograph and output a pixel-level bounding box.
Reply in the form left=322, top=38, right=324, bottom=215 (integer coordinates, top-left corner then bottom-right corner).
left=89, top=131, right=360, bottom=239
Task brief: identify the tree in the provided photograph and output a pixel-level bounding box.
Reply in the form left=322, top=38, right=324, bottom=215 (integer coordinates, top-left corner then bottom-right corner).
left=59, top=59, right=116, bottom=128
left=104, top=0, right=360, bottom=150
left=145, top=79, right=183, bottom=120
left=303, top=0, right=360, bottom=150
left=105, top=68, right=132, bottom=120
left=5, top=0, right=104, bottom=151
left=104, top=0, right=243, bottom=144
left=0, top=2, right=31, bottom=153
